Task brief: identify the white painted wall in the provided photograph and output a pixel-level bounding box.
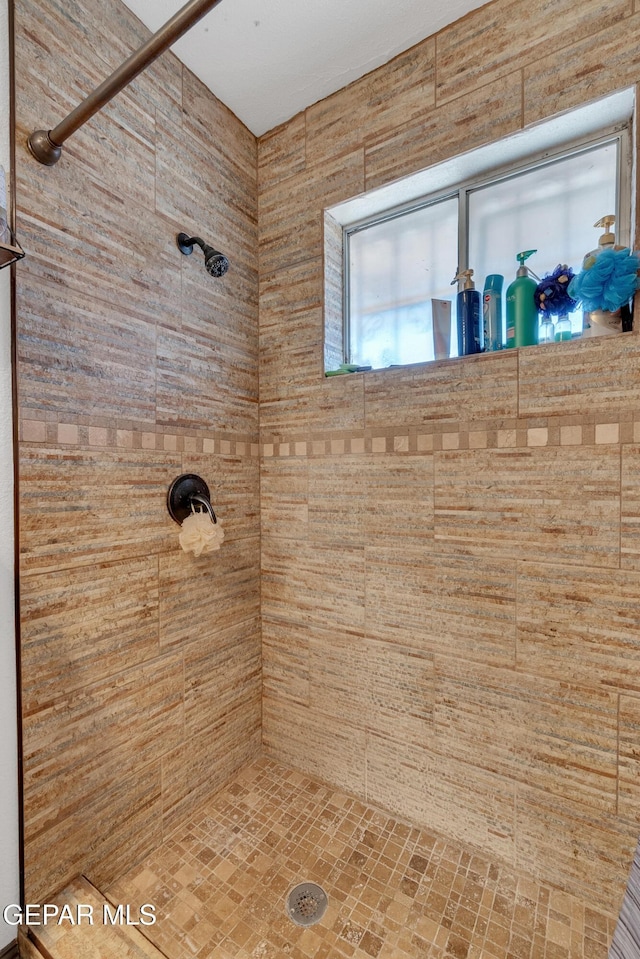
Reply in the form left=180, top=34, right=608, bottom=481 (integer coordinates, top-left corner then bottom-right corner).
left=0, top=0, right=19, bottom=951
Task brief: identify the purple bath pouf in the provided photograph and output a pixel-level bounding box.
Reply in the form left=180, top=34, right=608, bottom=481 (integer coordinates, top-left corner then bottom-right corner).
left=534, top=264, right=578, bottom=316
left=567, top=247, right=640, bottom=313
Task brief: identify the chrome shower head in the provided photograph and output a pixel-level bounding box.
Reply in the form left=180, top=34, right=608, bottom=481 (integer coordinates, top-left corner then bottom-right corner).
left=177, top=233, right=229, bottom=277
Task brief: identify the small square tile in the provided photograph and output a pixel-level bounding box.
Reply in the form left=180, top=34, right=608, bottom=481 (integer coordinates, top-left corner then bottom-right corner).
left=547, top=918, right=571, bottom=947
left=22, top=419, right=46, bottom=443
left=263, top=443, right=274, bottom=457
left=331, top=438, right=345, bottom=454
left=164, top=434, right=177, bottom=452
left=393, top=435, right=409, bottom=452
left=417, top=433, right=434, bottom=452
left=372, top=436, right=386, bottom=453
left=560, top=426, right=582, bottom=446
left=221, top=439, right=232, bottom=454
left=57, top=423, right=78, bottom=445
left=527, top=427, right=548, bottom=447
left=442, top=432, right=459, bottom=450
left=620, top=421, right=634, bottom=445
left=279, top=442, right=290, bottom=456
left=595, top=423, right=620, bottom=445
left=295, top=441, right=308, bottom=456
left=468, top=430, right=488, bottom=449
left=87, top=426, right=108, bottom=447
left=184, top=436, right=197, bottom=453
left=360, top=930, right=384, bottom=956
left=497, top=429, right=516, bottom=448
left=203, top=438, right=216, bottom=453
left=116, top=429, right=134, bottom=448
left=141, top=431, right=156, bottom=450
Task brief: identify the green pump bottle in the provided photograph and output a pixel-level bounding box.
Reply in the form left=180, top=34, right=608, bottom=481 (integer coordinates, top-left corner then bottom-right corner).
left=506, top=250, right=538, bottom=348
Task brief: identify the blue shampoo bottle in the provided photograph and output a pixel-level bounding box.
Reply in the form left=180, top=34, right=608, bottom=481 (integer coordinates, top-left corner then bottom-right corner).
left=451, top=269, right=483, bottom=355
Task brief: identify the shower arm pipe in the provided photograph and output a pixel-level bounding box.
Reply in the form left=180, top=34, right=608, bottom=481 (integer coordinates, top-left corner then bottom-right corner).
left=28, top=0, right=224, bottom=166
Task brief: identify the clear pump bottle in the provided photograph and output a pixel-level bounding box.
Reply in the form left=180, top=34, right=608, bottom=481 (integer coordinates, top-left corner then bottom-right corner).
left=581, top=215, right=618, bottom=270
left=581, top=215, right=625, bottom=336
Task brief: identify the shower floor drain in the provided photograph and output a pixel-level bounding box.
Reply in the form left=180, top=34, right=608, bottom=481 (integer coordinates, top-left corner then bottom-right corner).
left=286, top=882, right=328, bottom=927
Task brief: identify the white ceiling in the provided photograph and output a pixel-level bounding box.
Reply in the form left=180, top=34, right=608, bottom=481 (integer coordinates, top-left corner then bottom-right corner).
left=120, top=0, right=490, bottom=137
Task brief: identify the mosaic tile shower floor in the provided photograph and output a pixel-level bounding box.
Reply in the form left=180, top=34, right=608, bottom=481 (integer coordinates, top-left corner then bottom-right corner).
left=107, top=757, right=617, bottom=959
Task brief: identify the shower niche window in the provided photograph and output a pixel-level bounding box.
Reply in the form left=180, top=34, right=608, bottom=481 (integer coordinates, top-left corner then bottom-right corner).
left=347, top=195, right=458, bottom=369
left=324, top=88, right=633, bottom=373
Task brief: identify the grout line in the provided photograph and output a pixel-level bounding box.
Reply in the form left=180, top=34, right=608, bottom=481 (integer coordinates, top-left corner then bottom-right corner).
left=514, top=559, right=519, bottom=670
left=616, top=692, right=621, bottom=816
left=619, top=442, right=624, bottom=570
left=433, top=31, right=439, bottom=110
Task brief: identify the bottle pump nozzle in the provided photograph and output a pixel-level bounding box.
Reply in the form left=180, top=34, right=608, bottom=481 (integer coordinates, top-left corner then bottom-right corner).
left=515, top=249, right=538, bottom=279
left=451, top=268, right=475, bottom=290
left=594, top=215, right=616, bottom=247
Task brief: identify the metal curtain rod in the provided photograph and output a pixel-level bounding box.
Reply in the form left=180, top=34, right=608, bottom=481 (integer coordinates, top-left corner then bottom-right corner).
left=28, top=0, right=224, bottom=166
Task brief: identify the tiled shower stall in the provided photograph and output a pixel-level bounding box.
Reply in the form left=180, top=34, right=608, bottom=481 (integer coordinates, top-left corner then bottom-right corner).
left=13, top=0, right=640, bottom=942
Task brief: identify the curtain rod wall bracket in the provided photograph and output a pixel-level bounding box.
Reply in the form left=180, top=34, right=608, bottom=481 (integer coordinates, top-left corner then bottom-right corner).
left=27, top=0, right=223, bottom=166
left=27, top=131, right=62, bottom=167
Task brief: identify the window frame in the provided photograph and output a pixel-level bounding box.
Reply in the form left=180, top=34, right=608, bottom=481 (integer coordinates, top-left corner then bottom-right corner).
left=341, top=120, right=632, bottom=368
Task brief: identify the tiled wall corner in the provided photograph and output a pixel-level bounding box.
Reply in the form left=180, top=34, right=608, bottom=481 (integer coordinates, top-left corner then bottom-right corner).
left=15, top=0, right=259, bottom=900
left=258, top=0, right=640, bottom=911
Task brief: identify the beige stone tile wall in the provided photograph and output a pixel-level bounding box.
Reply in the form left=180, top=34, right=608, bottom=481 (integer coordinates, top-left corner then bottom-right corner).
left=15, top=0, right=260, bottom=900
left=258, top=0, right=640, bottom=913
left=13, top=0, right=640, bottom=921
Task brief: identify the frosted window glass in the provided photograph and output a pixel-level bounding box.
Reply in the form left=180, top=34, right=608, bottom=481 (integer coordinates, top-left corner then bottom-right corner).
left=348, top=196, right=458, bottom=368
left=468, top=142, right=618, bottom=340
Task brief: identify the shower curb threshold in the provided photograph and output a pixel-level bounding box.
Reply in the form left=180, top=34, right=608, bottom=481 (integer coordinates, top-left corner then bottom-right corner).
left=16, top=877, right=168, bottom=959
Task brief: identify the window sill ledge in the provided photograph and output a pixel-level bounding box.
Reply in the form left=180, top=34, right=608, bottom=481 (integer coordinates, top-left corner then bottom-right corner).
left=325, top=329, right=635, bottom=378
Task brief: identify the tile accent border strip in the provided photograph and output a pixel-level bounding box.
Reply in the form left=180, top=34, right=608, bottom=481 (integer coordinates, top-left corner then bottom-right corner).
left=20, top=419, right=260, bottom=458
left=19, top=411, right=640, bottom=459
left=260, top=411, right=640, bottom=457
